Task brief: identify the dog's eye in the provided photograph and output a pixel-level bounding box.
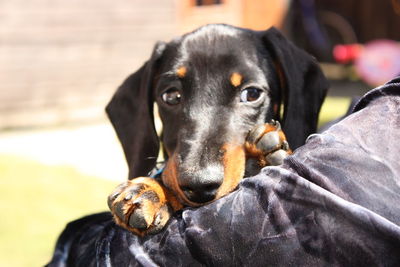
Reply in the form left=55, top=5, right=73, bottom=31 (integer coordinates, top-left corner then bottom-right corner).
left=161, top=88, right=182, bottom=105
left=240, top=87, right=263, bottom=102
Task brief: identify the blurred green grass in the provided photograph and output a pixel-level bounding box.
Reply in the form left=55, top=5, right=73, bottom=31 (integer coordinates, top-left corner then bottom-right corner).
left=0, top=96, right=350, bottom=267
left=319, top=96, right=351, bottom=127
left=0, top=155, right=115, bottom=267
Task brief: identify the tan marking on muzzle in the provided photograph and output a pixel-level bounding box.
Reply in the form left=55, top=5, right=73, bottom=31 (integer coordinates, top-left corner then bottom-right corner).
left=162, top=153, right=201, bottom=207
left=215, top=143, right=246, bottom=199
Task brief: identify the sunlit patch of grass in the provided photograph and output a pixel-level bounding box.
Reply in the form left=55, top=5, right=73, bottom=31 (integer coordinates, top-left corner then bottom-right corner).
left=318, top=96, right=352, bottom=128
left=0, top=155, right=116, bottom=267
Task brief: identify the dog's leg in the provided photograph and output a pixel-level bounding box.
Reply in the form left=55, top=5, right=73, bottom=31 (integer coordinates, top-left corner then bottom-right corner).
left=108, top=177, right=183, bottom=236
left=245, top=120, right=292, bottom=175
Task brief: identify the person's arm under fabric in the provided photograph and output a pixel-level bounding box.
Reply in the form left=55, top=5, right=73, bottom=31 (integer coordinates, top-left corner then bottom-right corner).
left=47, top=77, right=400, bottom=267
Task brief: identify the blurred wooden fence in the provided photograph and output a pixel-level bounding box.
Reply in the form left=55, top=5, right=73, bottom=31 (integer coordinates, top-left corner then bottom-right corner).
left=0, top=0, right=175, bottom=128
left=4, top=0, right=395, bottom=129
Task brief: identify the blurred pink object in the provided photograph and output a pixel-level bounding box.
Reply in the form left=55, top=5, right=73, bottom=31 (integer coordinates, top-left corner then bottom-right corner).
left=334, top=40, right=400, bottom=86
left=333, top=44, right=362, bottom=64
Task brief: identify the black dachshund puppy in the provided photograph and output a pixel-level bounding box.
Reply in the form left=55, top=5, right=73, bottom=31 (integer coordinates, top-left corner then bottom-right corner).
left=106, top=24, right=328, bottom=235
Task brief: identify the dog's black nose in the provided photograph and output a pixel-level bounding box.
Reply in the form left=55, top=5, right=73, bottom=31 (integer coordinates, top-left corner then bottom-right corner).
left=182, top=183, right=221, bottom=203
left=181, top=181, right=221, bottom=203
left=179, top=166, right=223, bottom=203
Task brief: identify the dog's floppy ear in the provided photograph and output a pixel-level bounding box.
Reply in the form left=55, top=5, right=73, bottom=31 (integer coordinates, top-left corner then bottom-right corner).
left=106, top=42, right=166, bottom=179
left=261, top=27, right=329, bottom=149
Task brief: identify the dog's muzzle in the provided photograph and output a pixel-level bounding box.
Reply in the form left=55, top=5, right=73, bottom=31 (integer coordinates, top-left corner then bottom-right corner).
left=178, top=165, right=224, bottom=203
left=162, top=144, right=246, bottom=206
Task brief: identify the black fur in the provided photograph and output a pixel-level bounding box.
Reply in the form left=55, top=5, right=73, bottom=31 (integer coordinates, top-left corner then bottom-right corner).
left=106, top=24, right=328, bottom=199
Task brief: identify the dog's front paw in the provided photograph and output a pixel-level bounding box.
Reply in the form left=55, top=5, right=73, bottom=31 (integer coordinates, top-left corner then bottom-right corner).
left=245, top=120, right=292, bottom=170
left=108, top=177, right=182, bottom=236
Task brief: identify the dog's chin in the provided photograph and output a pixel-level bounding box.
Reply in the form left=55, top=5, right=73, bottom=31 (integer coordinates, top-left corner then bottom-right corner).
left=182, top=189, right=216, bottom=204
left=174, top=191, right=209, bottom=207
left=180, top=183, right=241, bottom=206
left=177, top=180, right=241, bottom=206
left=177, top=188, right=224, bottom=207
left=165, top=179, right=242, bottom=207
left=170, top=184, right=215, bottom=207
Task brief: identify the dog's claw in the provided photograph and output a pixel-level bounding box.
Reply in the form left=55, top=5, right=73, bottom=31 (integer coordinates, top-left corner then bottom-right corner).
left=108, top=177, right=179, bottom=236
left=282, top=140, right=289, bottom=151
left=247, top=124, right=267, bottom=144
left=114, top=201, right=126, bottom=220
left=245, top=120, right=292, bottom=170
left=129, top=208, right=148, bottom=229
left=271, top=120, right=281, bottom=130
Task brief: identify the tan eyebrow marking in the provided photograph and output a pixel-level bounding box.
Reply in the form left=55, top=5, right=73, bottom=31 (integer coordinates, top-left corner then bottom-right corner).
left=176, top=66, right=187, bottom=78
left=230, top=72, right=243, bottom=87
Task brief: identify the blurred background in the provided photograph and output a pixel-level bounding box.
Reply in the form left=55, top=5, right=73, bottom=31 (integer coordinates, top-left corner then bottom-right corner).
left=1, top=0, right=399, bottom=266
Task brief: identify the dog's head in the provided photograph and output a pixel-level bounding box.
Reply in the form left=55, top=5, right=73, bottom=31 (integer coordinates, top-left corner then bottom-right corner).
left=107, top=24, right=328, bottom=206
